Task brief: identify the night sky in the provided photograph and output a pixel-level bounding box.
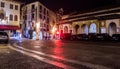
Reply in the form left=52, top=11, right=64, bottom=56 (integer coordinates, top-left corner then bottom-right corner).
left=18, top=0, right=118, bottom=14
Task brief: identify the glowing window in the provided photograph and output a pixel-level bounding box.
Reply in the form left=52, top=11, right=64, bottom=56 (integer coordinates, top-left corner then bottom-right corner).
left=89, top=23, right=97, bottom=33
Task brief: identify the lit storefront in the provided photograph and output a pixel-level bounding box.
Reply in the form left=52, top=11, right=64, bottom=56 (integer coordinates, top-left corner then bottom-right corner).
left=0, top=0, right=20, bottom=37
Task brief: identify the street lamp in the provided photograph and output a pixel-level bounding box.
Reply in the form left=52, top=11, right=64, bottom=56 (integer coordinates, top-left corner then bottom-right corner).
left=52, top=26, right=57, bottom=34
left=51, top=26, right=58, bottom=39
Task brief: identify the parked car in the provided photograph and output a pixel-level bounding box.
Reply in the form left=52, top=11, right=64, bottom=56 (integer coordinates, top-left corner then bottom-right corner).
left=0, top=31, right=9, bottom=43
left=112, top=34, right=120, bottom=41
left=87, top=33, right=96, bottom=40
left=94, top=33, right=112, bottom=41
left=76, top=34, right=88, bottom=40
left=60, top=33, right=71, bottom=40
left=71, top=35, right=77, bottom=40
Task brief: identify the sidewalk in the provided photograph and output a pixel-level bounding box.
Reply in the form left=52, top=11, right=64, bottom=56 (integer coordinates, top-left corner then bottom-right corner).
left=0, top=44, right=63, bottom=69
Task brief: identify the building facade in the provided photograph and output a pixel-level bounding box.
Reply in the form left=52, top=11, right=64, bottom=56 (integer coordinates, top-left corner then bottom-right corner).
left=58, top=6, right=120, bottom=36
left=0, top=0, right=20, bottom=36
left=21, top=1, right=57, bottom=40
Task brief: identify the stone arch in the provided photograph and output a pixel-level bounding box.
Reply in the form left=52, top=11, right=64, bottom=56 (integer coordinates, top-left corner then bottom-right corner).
left=89, top=23, right=97, bottom=33
left=108, top=22, right=116, bottom=36
left=64, top=26, right=68, bottom=33
left=74, top=24, right=79, bottom=34
left=81, top=24, right=88, bottom=34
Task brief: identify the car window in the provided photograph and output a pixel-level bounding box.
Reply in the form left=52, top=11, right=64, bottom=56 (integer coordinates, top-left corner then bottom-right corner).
left=0, top=32, right=8, bottom=36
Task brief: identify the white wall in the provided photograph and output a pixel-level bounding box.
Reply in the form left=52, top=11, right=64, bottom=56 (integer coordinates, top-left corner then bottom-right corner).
left=0, top=0, right=20, bottom=26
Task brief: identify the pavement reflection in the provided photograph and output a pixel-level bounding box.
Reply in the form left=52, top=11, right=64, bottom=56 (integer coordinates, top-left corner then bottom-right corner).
left=53, top=40, right=64, bottom=58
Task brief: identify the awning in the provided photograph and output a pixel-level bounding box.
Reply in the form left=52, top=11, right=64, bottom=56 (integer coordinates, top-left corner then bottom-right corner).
left=0, top=25, right=20, bottom=30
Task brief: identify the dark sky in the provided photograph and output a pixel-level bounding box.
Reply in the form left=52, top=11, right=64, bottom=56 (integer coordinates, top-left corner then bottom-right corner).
left=18, top=0, right=118, bottom=14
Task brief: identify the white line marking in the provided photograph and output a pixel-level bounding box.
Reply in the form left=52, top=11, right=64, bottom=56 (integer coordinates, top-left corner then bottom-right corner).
left=13, top=43, right=111, bottom=69
left=8, top=45, right=76, bottom=69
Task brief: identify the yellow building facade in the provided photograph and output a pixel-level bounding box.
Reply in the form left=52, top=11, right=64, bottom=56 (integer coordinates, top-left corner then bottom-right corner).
left=58, top=6, right=120, bottom=36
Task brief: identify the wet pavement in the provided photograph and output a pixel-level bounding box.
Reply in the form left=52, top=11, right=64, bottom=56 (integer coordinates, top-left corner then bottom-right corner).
left=0, top=44, right=63, bottom=69
left=13, top=39, right=120, bottom=69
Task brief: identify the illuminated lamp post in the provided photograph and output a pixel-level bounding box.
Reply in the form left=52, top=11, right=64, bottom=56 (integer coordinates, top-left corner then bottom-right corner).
left=36, top=22, right=40, bottom=40
left=51, top=26, right=58, bottom=39
left=52, top=26, right=57, bottom=34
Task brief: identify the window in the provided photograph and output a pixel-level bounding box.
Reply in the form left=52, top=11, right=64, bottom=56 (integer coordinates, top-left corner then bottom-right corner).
left=39, top=5, right=42, bottom=12
left=15, top=5, right=18, bottom=10
left=44, top=24, right=46, bottom=27
left=31, top=4, right=35, bottom=9
left=25, top=15, right=27, bottom=20
left=0, top=13, right=4, bottom=19
left=39, top=14, right=42, bottom=19
left=14, top=15, right=18, bottom=21
left=43, top=16, right=46, bottom=20
left=10, top=4, right=13, bottom=9
left=23, top=16, right=25, bottom=20
left=40, top=5, right=42, bottom=9
left=47, top=25, right=49, bottom=31
left=31, top=4, right=35, bottom=12
left=44, top=8, right=46, bottom=15
left=10, top=14, right=13, bottom=21
left=1, top=2, right=5, bottom=7
left=47, top=18, right=49, bottom=23
left=32, top=14, right=34, bottom=19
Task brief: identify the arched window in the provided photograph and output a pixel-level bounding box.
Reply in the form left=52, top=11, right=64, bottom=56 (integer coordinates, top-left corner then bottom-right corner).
left=14, top=15, right=18, bottom=21
left=81, top=24, right=88, bottom=34
left=64, top=26, right=68, bottom=33
left=10, top=14, right=13, bottom=21
left=109, top=22, right=116, bottom=36
left=89, top=23, right=97, bottom=33
left=74, top=25, right=79, bottom=34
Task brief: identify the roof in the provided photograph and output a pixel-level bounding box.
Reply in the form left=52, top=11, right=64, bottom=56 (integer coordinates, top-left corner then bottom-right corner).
left=59, top=5, right=120, bottom=24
